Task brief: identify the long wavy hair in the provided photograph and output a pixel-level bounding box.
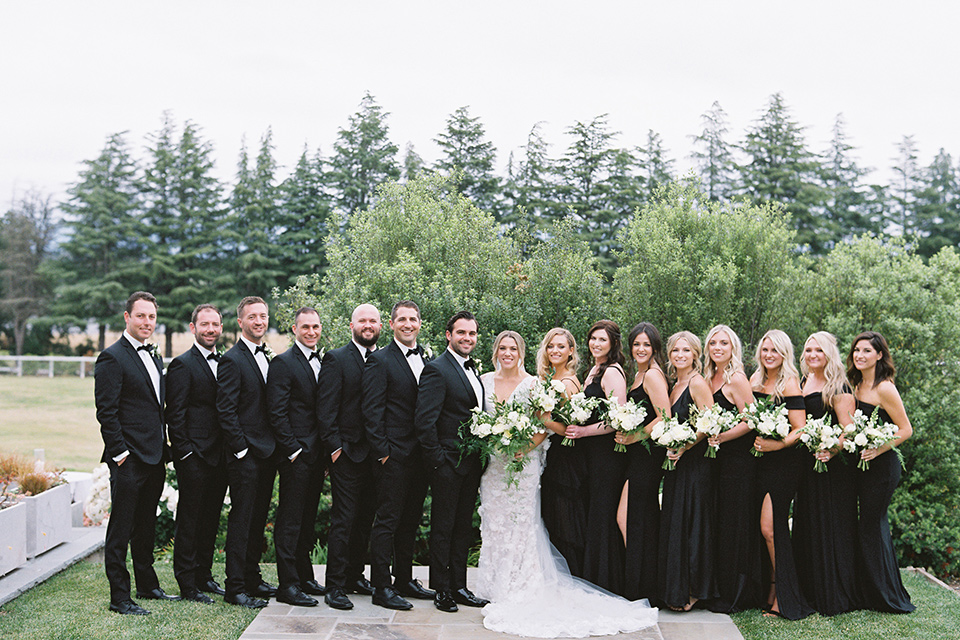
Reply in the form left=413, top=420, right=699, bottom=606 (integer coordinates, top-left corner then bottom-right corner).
left=627, top=322, right=666, bottom=374
left=800, top=331, right=849, bottom=409
left=703, top=324, right=745, bottom=384
left=490, top=330, right=527, bottom=372
left=846, top=331, right=896, bottom=388
left=585, top=320, right=625, bottom=383
left=536, top=328, right=580, bottom=379
left=752, top=329, right=800, bottom=401
left=666, top=331, right=703, bottom=381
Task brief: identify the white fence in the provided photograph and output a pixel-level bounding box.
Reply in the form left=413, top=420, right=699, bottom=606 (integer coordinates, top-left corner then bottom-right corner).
left=0, top=355, right=173, bottom=378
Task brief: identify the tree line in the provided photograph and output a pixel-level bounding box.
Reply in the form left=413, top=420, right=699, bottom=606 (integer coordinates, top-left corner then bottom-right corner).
left=1, top=92, right=959, bottom=356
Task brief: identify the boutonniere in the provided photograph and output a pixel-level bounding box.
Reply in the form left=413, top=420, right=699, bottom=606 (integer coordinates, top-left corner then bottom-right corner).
left=422, top=343, right=435, bottom=360
left=215, top=344, right=226, bottom=356
left=470, top=356, right=484, bottom=374
left=262, top=344, right=276, bottom=361
left=145, top=342, right=161, bottom=359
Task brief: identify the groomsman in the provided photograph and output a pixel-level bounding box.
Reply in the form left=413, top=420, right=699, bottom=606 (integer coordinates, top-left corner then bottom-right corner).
left=216, top=296, right=278, bottom=609
left=415, top=310, right=489, bottom=613
left=95, top=291, right=177, bottom=615
left=266, top=307, right=327, bottom=606
left=165, top=304, right=229, bottom=603
left=362, top=300, right=434, bottom=610
left=317, top=303, right=381, bottom=610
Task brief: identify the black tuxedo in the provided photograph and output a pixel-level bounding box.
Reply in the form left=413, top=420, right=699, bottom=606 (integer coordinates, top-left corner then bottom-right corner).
left=267, top=344, right=325, bottom=589
left=216, top=339, right=278, bottom=596
left=362, top=341, right=431, bottom=588
left=414, top=349, right=484, bottom=592
left=317, top=342, right=376, bottom=588
left=94, top=335, right=167, bottom=604
left=165, top=344, right=228, bottom=594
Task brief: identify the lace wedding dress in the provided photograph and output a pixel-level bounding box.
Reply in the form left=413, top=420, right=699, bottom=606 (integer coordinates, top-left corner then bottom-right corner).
left=476, top=374, right=658, bottom=637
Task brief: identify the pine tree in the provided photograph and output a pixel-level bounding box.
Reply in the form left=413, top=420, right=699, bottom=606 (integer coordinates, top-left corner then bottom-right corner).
left=818, top=114, right=877, bottom=246
left=401, top=143, right=425, bottom=182
left=637, top=129, right=674, bottom=198
left=914, top=148, right=960, bottom=257
left=434, top=106, right=502, bottom=218
left=504, top=122, right=557, bottom=229
left=889, top=135, right=921, bottom=237
left=276, top=146, right=335, bottom=285
left=690, top=101, right=736, bottom=201
left=329, top=92, right=400, bottom=214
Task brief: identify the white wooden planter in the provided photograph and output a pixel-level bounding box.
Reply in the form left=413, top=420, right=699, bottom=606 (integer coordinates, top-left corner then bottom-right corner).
left=0, top=501, right=28, bottom=576
left=24, top=482, right=71, bottom=559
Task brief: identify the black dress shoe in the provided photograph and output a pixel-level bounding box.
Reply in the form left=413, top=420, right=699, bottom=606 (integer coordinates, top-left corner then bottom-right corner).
left=224, top=592, right=268, bottom=609
left=247, top=580, right=277, bottom=599
left=301, top=579, right=326, bottom=596
left=372, top=586, right=413, bottom=611
left=110, top=600, right=150, bottom=615
left=396, top=578, right=435, bottom=600
left=198, top=578, right=226, bottom=596
left=324, top=587, right=354, bottom=610
left=180, top=590, right=214, bottom=604
left=136, top=587, right=181, bottom=601
left=346, top=577, right=375, bottom=596
left=452, top=587, right=489, bottom=607
left=434, top=590, right=458, bottom=613
left=277, top=585, right=319, bottom=607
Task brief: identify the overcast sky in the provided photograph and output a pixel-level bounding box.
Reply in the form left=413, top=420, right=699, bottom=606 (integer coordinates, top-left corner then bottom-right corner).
left=2, top=1, right=958, bottom=208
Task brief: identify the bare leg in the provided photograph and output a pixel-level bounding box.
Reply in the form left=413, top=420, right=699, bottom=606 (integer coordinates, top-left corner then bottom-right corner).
left=616, top=480, right=629, bottom=545
left=760, top=493, right=778, bottom=613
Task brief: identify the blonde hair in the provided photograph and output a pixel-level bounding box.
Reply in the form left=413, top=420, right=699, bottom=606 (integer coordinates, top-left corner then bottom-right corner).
left=703, top=324, right=744, bottom=384
left=666, top=331, right=703, bottom=381
left=752, top=329, right=800, bottom=401
left=536, top=328, right=579, bottom=379
left=801, top=331, right=849, bottom=409
left=491, top=330, right=527, bottom=372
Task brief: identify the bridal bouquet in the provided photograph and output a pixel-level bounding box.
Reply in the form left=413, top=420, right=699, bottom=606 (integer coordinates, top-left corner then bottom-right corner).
left=461, top=402, right=545, bottom=484
left=527, top=377, right=569, bottom=414
left=798, top=415, right=843, bottom=473
left=552, top=392, right=604, bottom=447
left=692, top=404, right=739, bottom=458
left=604, top=397, right=648, bottom=453
left=740, top=397, right=790, bottom=457
left=841, top=407, right=901, bottom=471
left=650, top=413, right=697, bottom=471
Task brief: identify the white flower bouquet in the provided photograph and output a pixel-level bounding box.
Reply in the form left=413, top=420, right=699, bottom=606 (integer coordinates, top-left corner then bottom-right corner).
left=740, top=397, right=791, bottom=457
left=650, top=414, right=697, bottom=471
left=552, top=392, right=604, bottom=447
left=528, top=377, right=569, bottom=414
left=604, top=396, right=648, bottom=452
left=692, top=403, right=739, bottom=458
left=798, top=415, right=843, bottom=473
left=842, top=407, right=901, bottom=471
left=461, top=401, right=546, bottom=485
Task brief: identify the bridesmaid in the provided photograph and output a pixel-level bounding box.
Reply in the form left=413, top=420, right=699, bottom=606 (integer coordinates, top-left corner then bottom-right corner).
left=615, top=322, right=670, bottom=603
left=657, top=331, right=716, bottom=611
left=703, top=324, right=759, bottom=613
left=564, top=320, right=628, bottom=594
left=537, top=328, right=586, bottom=576
left=847, top=331, right=915, bottom=613
left=793, top=331, right=860, bottom=615
left=749, top=330, right=812, bottom=620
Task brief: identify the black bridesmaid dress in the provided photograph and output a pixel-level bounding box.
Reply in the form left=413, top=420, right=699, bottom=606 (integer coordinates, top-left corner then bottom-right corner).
left=658, top=385, right=717, bottom=609
left=623, top=378, right=666, bottom=602
left=706, top=386, right=761, bottom=613
left=754, top=391, right=813, bottom=620
left=541, top=403, right=588, bottom=577
left=853, top=400, right=914, bottom=613
left=793, top=389, right=861, bottom=615
left=579, top=370, right=627, bottom=595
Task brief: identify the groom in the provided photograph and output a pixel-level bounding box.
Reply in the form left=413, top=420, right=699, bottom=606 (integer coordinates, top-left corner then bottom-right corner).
left=414, top=310, right=489, bottom=613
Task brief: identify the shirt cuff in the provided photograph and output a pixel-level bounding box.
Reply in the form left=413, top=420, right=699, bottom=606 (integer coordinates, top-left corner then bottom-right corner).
left=113, top=450, right=130, bottom=463
left=235, top=448, right=248, bottom=459
left=289, top=448, right=302, bottom=461
left=179, top=451, right=193, bottom=461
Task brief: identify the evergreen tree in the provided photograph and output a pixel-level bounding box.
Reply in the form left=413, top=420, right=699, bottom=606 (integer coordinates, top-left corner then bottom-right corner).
left=433, top=106, right=502, bottom=218
left=504, top=122, right=557, bottom=229
left=401, top=143, right=425, bottom=182
left=914, top=148, right=960, bottom=257
left=690, top=101, right=736, bottom=202
left=889, top=135, right=921, bottom=237
left=818, top=114, right=877, bottom=245
left=54, top=132, right=146, bottom=350
left=276, top=146, right=335, bottom=285
left=329, top=92, right=400, bottom=214
left=637, top=129, right=674, bottom=198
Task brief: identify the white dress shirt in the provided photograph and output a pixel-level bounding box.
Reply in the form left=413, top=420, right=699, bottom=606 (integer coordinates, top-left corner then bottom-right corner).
left=448, top=347, right=483, bottom=409
left=397, top=338, right=424, bottom=382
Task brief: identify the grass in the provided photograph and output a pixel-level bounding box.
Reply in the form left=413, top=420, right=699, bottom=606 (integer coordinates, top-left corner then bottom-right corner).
left=0, top=560, right=264, bottom=640
left=730, top=570, right=959, bottom=640
left=0, top=377, right=101, bottom=472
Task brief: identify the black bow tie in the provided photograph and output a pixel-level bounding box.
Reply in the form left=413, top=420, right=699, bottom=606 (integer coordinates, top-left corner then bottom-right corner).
left=364, top=348, right=373, bottom=360
left=254, top=344, right=266, bottom=355
left=308, top=351, right=320, bottom=361
left=464, top=359, right=476, bottom=371
left=406, top=347, right=421, bottom=358
left=137, top=345, right=152, bottom=353
left=207, top=353, right=221, bottom=362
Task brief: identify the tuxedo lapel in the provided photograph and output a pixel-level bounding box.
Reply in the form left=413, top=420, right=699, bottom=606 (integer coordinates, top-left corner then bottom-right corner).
left=292, top=346, right=318, bottom=388
left=388, top=342, right=417, bottom=387
left=190, top=345, right=217, bottom=386
left=121, top=338, right=161, bottom=406
left=239, top=340, right=266, bottom=387
left=445, top=351, right=478, bottom=408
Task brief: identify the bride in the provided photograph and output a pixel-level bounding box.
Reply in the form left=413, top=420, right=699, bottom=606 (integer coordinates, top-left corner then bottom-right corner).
left=476, top=329, right=658, bottom=638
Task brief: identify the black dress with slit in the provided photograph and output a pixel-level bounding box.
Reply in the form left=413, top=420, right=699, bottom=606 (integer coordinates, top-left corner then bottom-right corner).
left=623, top=377, right=666, bottom=602
left=754, top=391, right=813, bottom=620
left=579, top=370, right=627, bottom=595
left=706, top=386, right=761, bottom=613
left=853, top=401, right=914, bottom=613
left=658, top=385, right=717, bottom=608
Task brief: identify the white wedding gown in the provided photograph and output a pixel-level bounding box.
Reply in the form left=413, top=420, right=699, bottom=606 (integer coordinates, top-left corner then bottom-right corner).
left=476, top=374, right=658, bottom=637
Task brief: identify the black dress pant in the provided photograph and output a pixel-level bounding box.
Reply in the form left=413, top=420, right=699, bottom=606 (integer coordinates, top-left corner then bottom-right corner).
left=224, top=453, right=277, bottom=596
left=428, top=460, right=481, bottom=592
left=326, top=454, right=376, bottom=587
left=173, top=453, right=227, bottom=593
left=275, top=454, right=324, bottom=587
left=369, top=453, right=429, bottom=588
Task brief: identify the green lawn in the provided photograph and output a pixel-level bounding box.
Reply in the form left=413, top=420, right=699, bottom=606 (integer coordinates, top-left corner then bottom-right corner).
left=0, top=377, right=101, bottom=472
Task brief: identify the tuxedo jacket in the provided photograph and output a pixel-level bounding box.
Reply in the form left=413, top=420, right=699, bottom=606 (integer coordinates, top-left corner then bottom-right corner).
left=317, top=342, right=370, bottom=463
left=414, top=349, right=484, bottom=475
left=361, top=341, right=423, bottom=462
left=165, top=345, right=223, bottom=466
left=95, top=337, right=166, bottom=465
left=216, top=340, right=276, bottom=459
left=267, top=345, right=323, bottom=465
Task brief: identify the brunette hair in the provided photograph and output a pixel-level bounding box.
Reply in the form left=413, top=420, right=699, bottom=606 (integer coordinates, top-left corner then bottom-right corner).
left=846, top=331, right=896, bottom=388
left=585, top=320, right=625, bottom=383
left=445, top=310, right=477, bottom=335
left=126, top=291, right=158, bottom=314
left=237, top=296, right=267, bottom=319
left=190, top=303, right=221, bottom=325
left=627, top=322, right=665, bottom=373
